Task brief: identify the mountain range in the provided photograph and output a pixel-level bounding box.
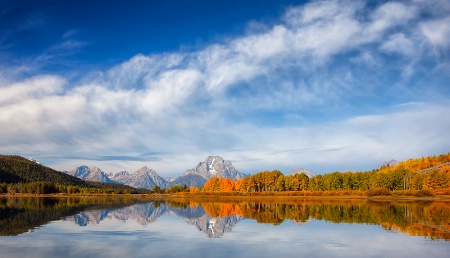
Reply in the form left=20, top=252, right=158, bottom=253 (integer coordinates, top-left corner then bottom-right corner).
left=3, top=154, right=403, bottom=191
left=66, top=166, right=115, bottom=183
left=64, top=156, right=247, bottom=189
left=64, top=155, right=400, bottom=190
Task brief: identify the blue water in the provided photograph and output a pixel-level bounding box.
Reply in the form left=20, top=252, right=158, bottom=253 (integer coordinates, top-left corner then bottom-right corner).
left=0, top=199, right=449, bottom=258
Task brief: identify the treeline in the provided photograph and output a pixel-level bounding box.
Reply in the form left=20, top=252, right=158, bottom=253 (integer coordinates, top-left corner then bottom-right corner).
left=153, top=184, right=188, bottom=194
left=198, top=153, right=450, bottom=194
left=0, top=181, right=151, bottom=195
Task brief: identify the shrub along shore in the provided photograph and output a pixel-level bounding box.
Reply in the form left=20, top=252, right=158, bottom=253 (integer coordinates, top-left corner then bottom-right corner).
left=2, top=188, right=450, bottom=201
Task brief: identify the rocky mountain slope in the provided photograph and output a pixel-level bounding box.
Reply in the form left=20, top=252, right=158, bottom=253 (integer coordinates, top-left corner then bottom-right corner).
left=66, top=166, right=115, bottom=183
left=379, top=159, right=400, bottom=168
left=169, top=174, right=206, bottom=188
left=65, top=156, right=245, bottom=189
left=289, top=168, right=316, bottom=178
left=183, top=156, right=246, bottom=180
left=175, top=156, right=246, bottom=187
left=111, top=166, right=168, bottom=189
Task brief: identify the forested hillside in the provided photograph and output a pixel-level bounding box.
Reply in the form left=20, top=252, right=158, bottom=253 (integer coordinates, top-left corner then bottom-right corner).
left=0, top=155, right=89, bottom=186
left=0, top=155, right=150, bottom=194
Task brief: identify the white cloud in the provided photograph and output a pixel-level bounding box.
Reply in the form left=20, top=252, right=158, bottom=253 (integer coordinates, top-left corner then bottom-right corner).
left=420, top=17, right=450, bottom=49
left=1, top=0, right=449, bottom=175
left=0, top=75, right=64, bottom=106
left=380, top=33, right=415, bottom=56
left=368, top=2, right=418, bottom=36
left=217, top=103, right=450, bottom=173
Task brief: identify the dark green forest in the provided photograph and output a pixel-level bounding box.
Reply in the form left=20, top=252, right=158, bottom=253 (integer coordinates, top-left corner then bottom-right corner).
left=0, top=155, right=150, bottom=194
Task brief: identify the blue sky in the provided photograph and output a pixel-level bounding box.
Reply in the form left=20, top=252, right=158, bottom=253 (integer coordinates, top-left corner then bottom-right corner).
left=1, top=0, right=449, bottom=177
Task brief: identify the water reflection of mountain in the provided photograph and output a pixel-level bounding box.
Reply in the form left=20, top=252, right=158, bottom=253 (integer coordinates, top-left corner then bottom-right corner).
left=2, top=197, right=450, bottom=240
left=66, top=202, right=168, bottom=226
left=66, top=202, right=243, bottom=238
left=0, top=197, right=149, bottom=236
left=168, top=204, right=243, bottom=238
left=180, top=212, right=243, bottom=238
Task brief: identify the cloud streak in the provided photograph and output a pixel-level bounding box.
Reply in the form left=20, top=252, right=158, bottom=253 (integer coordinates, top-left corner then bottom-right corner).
left=1, top=0, right=449, bottom=175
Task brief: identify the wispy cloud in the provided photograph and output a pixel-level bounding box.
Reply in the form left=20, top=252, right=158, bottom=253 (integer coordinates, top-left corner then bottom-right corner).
left=1, top=0, right=449, bottom=175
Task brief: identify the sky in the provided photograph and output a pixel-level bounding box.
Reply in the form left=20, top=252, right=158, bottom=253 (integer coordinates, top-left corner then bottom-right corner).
left=1, top=0, right=449, bottom=177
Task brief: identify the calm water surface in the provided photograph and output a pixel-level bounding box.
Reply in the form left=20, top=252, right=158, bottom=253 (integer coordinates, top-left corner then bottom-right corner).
left=0, top=197, right=449, bottom=257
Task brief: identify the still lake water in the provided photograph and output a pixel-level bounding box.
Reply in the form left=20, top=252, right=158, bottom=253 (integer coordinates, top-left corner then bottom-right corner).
left=1, top=197, right=449, bottom=258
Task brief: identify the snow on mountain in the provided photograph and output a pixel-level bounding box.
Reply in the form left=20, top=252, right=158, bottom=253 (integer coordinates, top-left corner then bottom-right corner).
left=66, top=156, right=244, bottom=189
left=28, top=157, right=40, bottom=164
left=112, top=166, right=168, bottom=189
left=165, top=177, right=176, bottom=183
left=183, top=156, right=245, bottom=181
left=65, top=166, right=116, bottom=183
left=109, top=171, right=131, bottom=182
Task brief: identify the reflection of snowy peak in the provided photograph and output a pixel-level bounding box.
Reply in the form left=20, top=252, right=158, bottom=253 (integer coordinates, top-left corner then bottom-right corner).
left=183, top=213, right=243, bottom=238
left=66, top=203, right=168, bottom=226
left=66, top=209, right=110, bottom=226
left=183, top=156, right=246, bottom=181
left=65, top=202, right=243, bottom=238
left=169, top=205, right=243, bottom=238
left=109, top=203, right=168, bottom=225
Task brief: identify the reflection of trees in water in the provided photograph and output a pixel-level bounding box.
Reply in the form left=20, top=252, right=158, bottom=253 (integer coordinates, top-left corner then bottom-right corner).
left=174, top=199, right=450, bottom=240
left=1, top=197, right=450, bottom=240
left=0, top=197, right=147, bottom=236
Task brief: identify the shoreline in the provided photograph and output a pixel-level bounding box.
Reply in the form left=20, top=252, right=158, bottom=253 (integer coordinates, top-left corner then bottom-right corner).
left=1, top=193, right=450, bottom=201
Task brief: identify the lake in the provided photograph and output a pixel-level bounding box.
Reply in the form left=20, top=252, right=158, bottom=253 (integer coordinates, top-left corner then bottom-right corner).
left=1, top=196, right=449, bottom=257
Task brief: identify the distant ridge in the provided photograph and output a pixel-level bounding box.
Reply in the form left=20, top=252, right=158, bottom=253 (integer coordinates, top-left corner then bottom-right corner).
left=111, top=166, right=168, bottom=189
left=177, top=156, right=246, bottom=187
left=66, top=166, right=116, bottom=183
left=288, top=168, right=315, bottom=178
left=379, top=160, right=399, bottom=168
left=183, top=156, right=246, bottom=180
left=170, top=174, right=206, bottom=188
left=65, top=156, right=245, bottom=189
left=66, top=166, right=169, bottom=189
